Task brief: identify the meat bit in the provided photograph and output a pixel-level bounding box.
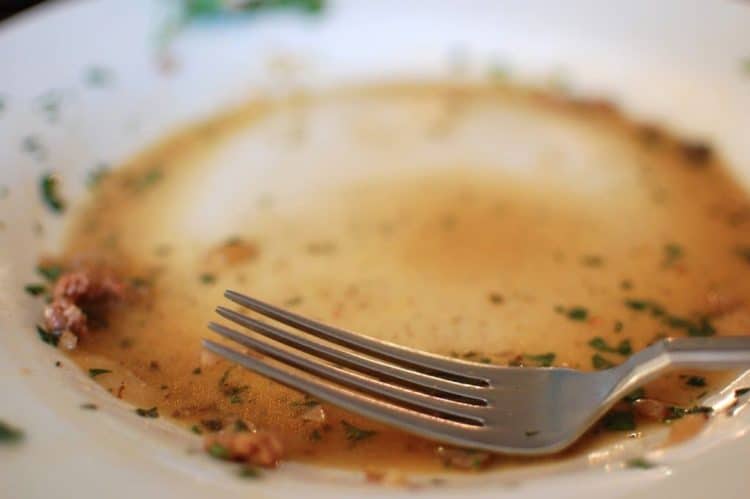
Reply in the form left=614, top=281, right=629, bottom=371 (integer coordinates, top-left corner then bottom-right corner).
left=435, top=446, right=492, bottom=470
left=204, top=429, right=284, bottom=468
left=42, top=268, right=125, bottom=349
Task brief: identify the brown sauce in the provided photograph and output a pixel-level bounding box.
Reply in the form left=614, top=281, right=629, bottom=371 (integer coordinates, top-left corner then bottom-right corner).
left=53, top=83, right=750, bottom=472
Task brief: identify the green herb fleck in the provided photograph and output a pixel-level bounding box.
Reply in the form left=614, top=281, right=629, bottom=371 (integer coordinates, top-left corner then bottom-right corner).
left=208, top=442, right=230, bottom=460
left=561, top=306, right=588, bottom=321
left=285, top=296, right=303, bottom=307
left=191, top=425, right=202, bottom=434
left=735, top=387, right=750, bottom=397
left=488, top=292, right=504, bottom=305
left=40, top=173, right=66, bottom=213
left=24, top=284, right=46, bottom=296
left=233, top=419, right=250, bottom=432
left=592, top=353, right=615, bottom=370
left=199, top=273, right=216, bottom=284
left=85, top=66, right=114, bottom=87
left=625, top=299, right=649, bottom=311
left=684, top=376, right=706, bottom=388
left=192, top=367, right=202, bottom=375
left=184, top=0, right=325, bottom=18
left=36, top=325, right=58, bottom=346
left=36, top=263, right=62, bottom=282
left=614, top=320, right=624, bottom=333
left=626, top=457, right=655, bottom=470
left=201, top=419, right=223, bottom=432
left=0, top=420, right=24, bottom=444
left=686, top=317, right=715, bottom=337
left=88, top=368, right=112, bottom=378
left=581, top=255, right=604, bottom=267
left=620, top=279, right=633, bottom=291
left=238, top=467, right=261, bottom=479
left=309, top=429, right=322, bottom=441
left=602, top=411, right=636, bottom=431
left=588, top=337, right=632, bottom=356
left=523, top=352, right=556, bottom=367
left=135, top=406, right=159, bottom=418
left=22, top=135, right=45, bottom=158
left=342, top=420, right=376, bottom=444
left=524, top=430, right=539, bottom=437
left=662, top=243, right=683, bottom=267
left=291, top=397, right=320, bottom=408
left=80, top=403, right=98, bottom=410
left=127, top=167, right=163, bottom=193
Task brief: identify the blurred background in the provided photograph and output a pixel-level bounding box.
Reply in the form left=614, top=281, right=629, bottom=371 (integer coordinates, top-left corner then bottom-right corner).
left=1, top=0, right=45, bottom=21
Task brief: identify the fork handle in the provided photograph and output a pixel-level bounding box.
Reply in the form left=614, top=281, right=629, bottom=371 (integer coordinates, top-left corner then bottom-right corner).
left=618, top=336, right=750, bottom=390
left=658, top=336, right=750, bottom=368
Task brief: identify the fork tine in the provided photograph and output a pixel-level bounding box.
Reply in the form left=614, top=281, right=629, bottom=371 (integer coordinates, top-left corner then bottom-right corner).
left=207, top=322, right=485, bottom=426
left=224, top=290, right=491, bottom=386
left=202, top=340, right=488, bottom=450
left=216, top=306, right=488, bottom=405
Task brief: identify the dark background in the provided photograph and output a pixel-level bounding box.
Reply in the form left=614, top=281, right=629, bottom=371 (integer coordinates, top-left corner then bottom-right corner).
left=1, top=0, right=46, bottom=21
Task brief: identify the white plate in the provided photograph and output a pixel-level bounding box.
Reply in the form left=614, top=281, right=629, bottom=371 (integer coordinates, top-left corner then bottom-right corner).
left=1, top=1, right=750, bottom=497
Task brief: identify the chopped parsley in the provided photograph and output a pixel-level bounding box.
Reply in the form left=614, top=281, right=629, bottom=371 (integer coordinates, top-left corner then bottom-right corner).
left=88, top=368, right=112, bottom=378
left=342, top=420, right=376, bottom=444
left=135, top=407, right=159, bottom=418
left=557, top=306, right=588, bottom=321
left=36, top=325, right=58, bottom=346
left=620, top=279, right=633, bottom=291
left=291, top=397, right=320, bottom=408
left=735, top=387, right=750, bottom=397
left=580, top=255, right=604, bottom=267
left=208, top=442, right=230, bottom=459
left=126, top=167, right=163, bottom=193
left=184, top=0, right=325, bottom=18
left=592, top=353, right=615, bottom=370
left=237, top=467, right=261, bottom=479
left=24, top=284, right=46, bottom=296
left=523, top=352, right=556, bottom=367
left=588, top=337, right=632, bottom=356
left=524, top=430, right=539, bottom=437
left=623, top=298, right=715, bottom=337
left=614, top=320, right=624, bottom=333
left=201, top=419, right=223, bottom=432
left=199, top=273, right=216, bottom=284
left=85, top=66, right=114, bottom=87
left=21, top=135, right=45, bottom=159
left=684, top=376, right=706, bottom=388
left=80, top=403, right=98, bottom=410
left=488, top=292, right=504, bottom=305
left=0, top=420, right=24, bottom=444
left=233, top=419, right=250, bottom=432
left=40, top=173, right=66, bottom=213
left=602, top=411, right=636, bottom=431
left=662, top=243, right=683, bottom=267
left=626, top=457, right=655, bottom=470
left=37, top=263, right=62, bottom=282
left=191, top=425, right=202, bottom=435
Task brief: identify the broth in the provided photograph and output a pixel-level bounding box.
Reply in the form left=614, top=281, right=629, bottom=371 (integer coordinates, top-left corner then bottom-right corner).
left=50, top=83, right=750, bottom=473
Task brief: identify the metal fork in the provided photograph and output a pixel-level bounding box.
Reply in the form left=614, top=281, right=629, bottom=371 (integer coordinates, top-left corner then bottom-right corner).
left=204, top=290, right=750, bottom=455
